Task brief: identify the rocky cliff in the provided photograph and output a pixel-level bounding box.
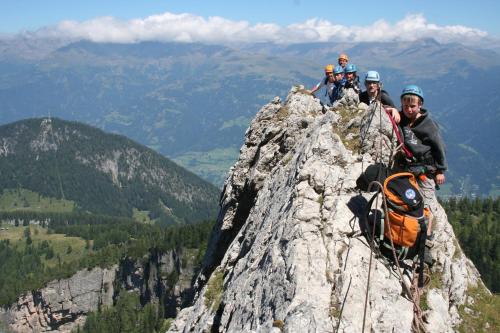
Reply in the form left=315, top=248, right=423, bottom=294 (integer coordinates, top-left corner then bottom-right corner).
left=1, top=248, right=197, bottom=332
left=2, top=267, right=116, bottom=333
left=168, top=87, right=485, bottom=332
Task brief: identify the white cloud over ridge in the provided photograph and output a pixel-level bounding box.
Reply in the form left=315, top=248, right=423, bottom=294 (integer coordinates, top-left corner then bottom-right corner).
left=35, top=12, right=487, bottom=45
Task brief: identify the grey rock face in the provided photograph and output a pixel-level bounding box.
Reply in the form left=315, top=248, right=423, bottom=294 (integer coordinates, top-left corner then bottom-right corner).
left=169, top=87, right=484, bottom=332
left=119, top=249, right=197, bottom=317
left=3, top=248, right=196, bottom=332
left=4, top=266, right=116, bottom=333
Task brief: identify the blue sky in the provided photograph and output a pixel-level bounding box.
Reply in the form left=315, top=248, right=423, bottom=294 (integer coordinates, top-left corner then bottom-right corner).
left=3, top=0, right=500, bottom=35
left=2, top=0, right=499, bottom=44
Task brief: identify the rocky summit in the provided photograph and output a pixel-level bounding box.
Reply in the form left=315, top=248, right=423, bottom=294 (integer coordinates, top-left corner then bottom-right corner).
left=168, top=87, right=485, bottom=332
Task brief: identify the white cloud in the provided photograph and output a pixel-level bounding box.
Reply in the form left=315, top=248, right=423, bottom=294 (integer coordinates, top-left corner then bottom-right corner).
left=34, top=12, right=488, bottom=45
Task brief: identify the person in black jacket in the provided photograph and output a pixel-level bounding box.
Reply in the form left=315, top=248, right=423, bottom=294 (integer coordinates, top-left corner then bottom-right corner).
left=396, top=85, right=447, bottom=239
left=343, top=64, right=361, bottom=94
left=359, top=70, right=396, bottom=108
left=398, top=85, right=447, bottom=181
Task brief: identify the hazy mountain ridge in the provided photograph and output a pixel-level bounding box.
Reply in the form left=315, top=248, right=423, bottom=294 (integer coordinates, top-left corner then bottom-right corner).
left=0, top=37, right=498, bottom=194
left=0, top=118, right=219, bottom=224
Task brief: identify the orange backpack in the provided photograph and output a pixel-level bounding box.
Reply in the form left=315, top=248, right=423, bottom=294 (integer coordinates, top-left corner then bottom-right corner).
left=364, top=172, right=430, bottom=287
left=383, top=172, right=430, bottom=247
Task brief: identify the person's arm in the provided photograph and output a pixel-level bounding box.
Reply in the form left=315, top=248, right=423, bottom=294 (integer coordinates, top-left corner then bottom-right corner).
left=381, top=91, right=396, bottom=108
left=428, top=120, right=448, bottom=180
left=309, top=79, right=325, bottom=94
left=384, top=106, right=401, bottom=123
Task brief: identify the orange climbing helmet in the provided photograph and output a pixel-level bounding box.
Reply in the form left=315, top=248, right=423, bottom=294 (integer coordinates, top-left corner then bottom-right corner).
left=338, top=53, right=349, bottom=61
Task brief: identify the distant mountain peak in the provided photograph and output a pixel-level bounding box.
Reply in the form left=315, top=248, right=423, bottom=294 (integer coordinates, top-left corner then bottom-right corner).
left=0, top=117, right=219, bottom=224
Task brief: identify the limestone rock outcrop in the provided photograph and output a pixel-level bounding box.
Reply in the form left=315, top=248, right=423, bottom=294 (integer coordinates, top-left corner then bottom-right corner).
left=169, top=87, right=484, bottom=332
left=3, top=267, right=116, bottom=333
left=2, top=248, right=196, bottom=332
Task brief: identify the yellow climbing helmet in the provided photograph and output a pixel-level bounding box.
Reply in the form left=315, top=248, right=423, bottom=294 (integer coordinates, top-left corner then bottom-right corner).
left=324, top=64, right=334, bottom=73
left=338, top=53, right=349, bottom=61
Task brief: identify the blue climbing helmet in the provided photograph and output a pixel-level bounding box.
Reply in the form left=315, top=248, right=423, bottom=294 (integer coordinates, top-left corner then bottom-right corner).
left=365, top=70, right=380, bottom=82
left=401, top=84, right=424, bottom=102
left=333, top=65, right=344, bottom=75
left=344, top=64, right=357, bottom=74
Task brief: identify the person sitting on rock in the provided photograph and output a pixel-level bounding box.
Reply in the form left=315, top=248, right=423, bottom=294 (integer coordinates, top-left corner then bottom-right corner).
left=308, top=64, right=337, bottom=105
left=343, top=64, right=361, bottom=94
left=359, top=71, right=396, bottom=108
left=395, top=85, right=447, bottom=238
left=338, top=53, right=349, bottom=69
left=330, top=65, right=346, bottom=103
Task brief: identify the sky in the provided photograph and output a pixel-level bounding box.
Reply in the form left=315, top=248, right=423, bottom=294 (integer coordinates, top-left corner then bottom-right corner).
left=2, top=0, right=500, bottom=44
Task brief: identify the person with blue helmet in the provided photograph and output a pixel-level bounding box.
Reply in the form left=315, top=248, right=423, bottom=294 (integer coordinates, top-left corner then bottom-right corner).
left=395, top=84, right=447, bottom=239
left=343, top=64, right=361, bottom=94
left=308, top=64, right=338, bottom=105
left=359, top=70, right=396, bottom=108
left=329, top=65, right=346, bottom=103
left=333, top=65, right=345, bottom=81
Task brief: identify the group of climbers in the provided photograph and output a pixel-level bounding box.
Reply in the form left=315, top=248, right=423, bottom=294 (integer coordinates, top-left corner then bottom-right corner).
left=308, top=53, right=359, bottom=104
left=309, top=53, right=448, bottom=267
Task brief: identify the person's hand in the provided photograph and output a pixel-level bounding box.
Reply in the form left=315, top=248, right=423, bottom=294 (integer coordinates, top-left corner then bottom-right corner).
left=385, top=107, right=401, bottom=123
left=435, top=173, right=445, bottom=185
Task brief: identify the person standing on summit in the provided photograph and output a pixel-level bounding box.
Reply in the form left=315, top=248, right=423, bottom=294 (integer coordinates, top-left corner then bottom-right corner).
left=395, top=85, right=447, bottom=238
left=338, top=53, right=349, bottom=69
left=343, top=64, right=361, bottom=94
left=308, top=64, right=337, bottom=105
left=359, top=71, right=396, bottom=108
left=330, top=65, right=346, bottom=103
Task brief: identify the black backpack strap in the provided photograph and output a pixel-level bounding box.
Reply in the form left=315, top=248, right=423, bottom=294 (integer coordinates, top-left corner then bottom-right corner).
left=362, top=190, right=380, bottom=241
left=417, top=217, right=428, bottom=288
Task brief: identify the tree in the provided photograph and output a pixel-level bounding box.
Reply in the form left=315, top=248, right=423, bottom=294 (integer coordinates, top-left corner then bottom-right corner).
left=24, top=227, right=31, bottom=238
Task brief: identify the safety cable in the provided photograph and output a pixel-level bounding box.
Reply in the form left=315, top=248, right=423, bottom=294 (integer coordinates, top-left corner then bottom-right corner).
left=361, top=184, right=381, bottom=332
left=334, top=275, right=352, bottom=333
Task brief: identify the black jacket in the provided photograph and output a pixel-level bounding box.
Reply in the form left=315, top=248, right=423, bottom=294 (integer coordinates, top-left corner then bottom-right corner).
left=343, top=77, right=361, bottom=94
left=399, top=108, right=447, bottom=172
left=359, top=90, right=395, bottom=107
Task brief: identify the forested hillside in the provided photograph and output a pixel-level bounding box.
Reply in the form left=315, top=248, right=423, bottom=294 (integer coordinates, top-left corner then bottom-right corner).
left=442, top=197, right=499, bottom=293
left=0, top=217, right=214, bottom=307
left=0, top=118, right=219, bottom=225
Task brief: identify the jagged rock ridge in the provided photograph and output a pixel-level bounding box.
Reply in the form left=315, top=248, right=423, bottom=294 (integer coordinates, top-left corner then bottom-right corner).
left=169, top=87, right=484, bottom=332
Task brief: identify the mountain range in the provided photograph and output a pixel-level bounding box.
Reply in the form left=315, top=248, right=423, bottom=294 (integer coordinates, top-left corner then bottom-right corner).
left=0, top=37, right=498, bottom=196
left=0, top=118, right=219, bottom=224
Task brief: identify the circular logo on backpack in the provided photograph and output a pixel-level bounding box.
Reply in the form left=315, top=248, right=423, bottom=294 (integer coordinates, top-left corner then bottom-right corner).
left=405, top=189, right=416, bottom=200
